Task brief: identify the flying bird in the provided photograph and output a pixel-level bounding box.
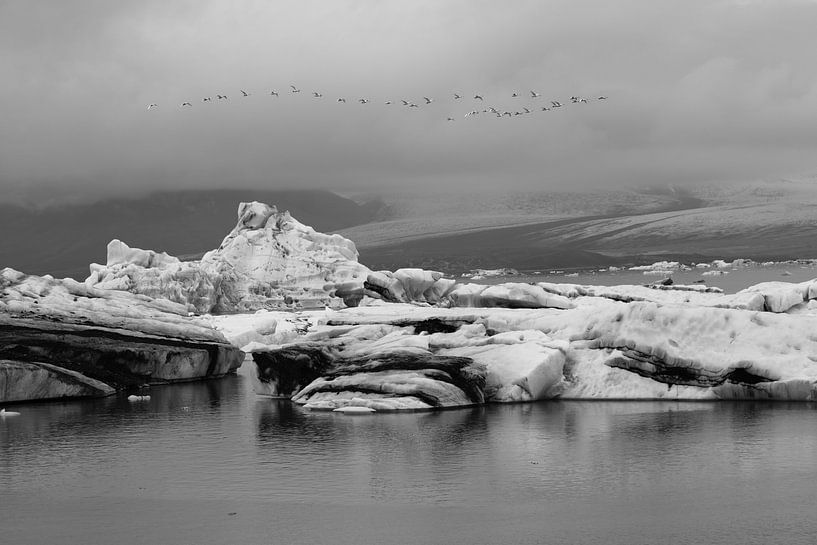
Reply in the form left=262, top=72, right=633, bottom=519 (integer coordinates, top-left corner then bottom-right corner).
left=217, top=95, right=227, bottom=100
left=447, top=117, right=455, bottom=121
left=313, top=92, right=323, bottom=98
left=147, top=103, right=158, bottom=110
left=597, top=96, right=608, bottom=100
left=474, top=94, right=484, bottom=101
left=384, top=100, right=393, bottom=104
left=401, top=99, right=410, bottom=106
left=241, top=90, right=249, bottom=97
left=512, top=92, right=519, bottom=97
left=551, top=101, right=562, bottom=108
left=270, top=90, right=279, bottom=97
left=180, top=102, right=192, bottom=107
left=423, top=97, right=433, bottom=104
left=202, top=97, right=212, bottom=102
left=337, top=97, right=346, bottom=103
left=358, top=98, right=369, bottom=104
left=453, top=93, right=462, bottom=99
left=530, top=90, right=541, bottom=98
left=290, top=85, right=301, bottom=93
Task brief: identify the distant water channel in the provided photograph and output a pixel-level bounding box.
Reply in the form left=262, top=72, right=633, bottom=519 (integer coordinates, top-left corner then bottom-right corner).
left=489, top=261, right=817, bottom=293
left=3, top=362, right=817, bottom=545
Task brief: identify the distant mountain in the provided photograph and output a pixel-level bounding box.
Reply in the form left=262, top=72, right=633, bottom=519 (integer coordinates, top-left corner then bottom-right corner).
left=0, top=189, right=384, bottom=279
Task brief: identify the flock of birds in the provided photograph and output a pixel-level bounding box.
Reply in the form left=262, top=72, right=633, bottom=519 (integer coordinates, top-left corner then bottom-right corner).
left=146, top=86, right=608, bottom=121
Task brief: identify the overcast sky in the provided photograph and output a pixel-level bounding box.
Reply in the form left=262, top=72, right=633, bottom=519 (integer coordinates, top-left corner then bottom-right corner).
left=2, top=0, right=816, bottom=204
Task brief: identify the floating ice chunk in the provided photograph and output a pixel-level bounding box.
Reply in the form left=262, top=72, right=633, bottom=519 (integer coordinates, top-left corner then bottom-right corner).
left=739, top=281, right=809, bottom=313
left=443, top=341, right=566, bottom=402
left=332, top=406, right=376, bottom=414
left=127, top=395, right=151, bottom=402
left=0, top=408, right=21, bottom=417
left=447, top=282, right=574, bottom=309
left=629, top=261, right=681, bottom=272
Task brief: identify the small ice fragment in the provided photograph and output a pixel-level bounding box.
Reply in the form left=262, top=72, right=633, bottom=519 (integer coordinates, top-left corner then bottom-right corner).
left=332, top=406, right=376, bottom=414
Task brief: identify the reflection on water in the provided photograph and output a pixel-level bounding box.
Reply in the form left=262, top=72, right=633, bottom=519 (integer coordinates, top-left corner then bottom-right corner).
left=2, top=370, right=817, bottom=545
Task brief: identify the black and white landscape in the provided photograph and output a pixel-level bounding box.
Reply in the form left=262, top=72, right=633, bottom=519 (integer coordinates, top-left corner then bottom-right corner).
left=3, top=2, right=817, bottom=544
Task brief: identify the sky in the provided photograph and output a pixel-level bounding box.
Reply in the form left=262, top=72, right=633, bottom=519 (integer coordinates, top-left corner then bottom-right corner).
left=2, top=0, right=817, bottom=204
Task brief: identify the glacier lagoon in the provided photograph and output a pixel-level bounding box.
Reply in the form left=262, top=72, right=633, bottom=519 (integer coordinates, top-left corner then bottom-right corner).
left=3, top=362, right=817, bottom=545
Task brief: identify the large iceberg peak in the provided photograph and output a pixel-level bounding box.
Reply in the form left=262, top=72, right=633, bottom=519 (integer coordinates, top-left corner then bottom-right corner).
left=237, top=201, right=279, bottom=230
left=198, top=201, right=368, bottom=311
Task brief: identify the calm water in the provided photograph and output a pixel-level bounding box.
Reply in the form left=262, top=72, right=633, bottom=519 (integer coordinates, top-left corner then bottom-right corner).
left=2, top=364, right=817, bottom=545
left=491, top=262, right=817, bottom=293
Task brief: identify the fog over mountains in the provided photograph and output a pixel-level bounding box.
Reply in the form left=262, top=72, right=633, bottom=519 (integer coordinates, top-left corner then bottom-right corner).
left=0, top=189, right=383, bottom=279
left=6, top=178, right=817, bottom=280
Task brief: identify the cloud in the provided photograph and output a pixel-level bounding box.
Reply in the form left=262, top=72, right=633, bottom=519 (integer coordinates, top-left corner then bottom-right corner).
left=2, top=0, right=817, bottom=203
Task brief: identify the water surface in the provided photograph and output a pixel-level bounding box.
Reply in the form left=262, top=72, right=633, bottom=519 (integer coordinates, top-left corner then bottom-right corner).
left=2, top=367, right=816, bottom=545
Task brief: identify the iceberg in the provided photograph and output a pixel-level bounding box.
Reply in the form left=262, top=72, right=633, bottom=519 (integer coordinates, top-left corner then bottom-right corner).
left=59, top=200, right=817, bottom=409
left=0, top=268, right=243, bottom=403
left=218, top=285, right=817, bottom=409
left=86, top=202, right=372, bottom=312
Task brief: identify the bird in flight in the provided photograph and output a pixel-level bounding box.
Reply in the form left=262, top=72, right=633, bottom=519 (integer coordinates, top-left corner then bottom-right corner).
left=313, top=92, right=323, bottom=98
left=358, top=98, right=369, bottom=104
left=202, top=97, right=212, bottom=102
left=337, top=97, right=346, bottom=103
left=453, top=93, right=462, bottom=99
left=147, top=103, right=158, bottom=110
left=270, top=90, right=279, bottom=97
left=512, top=91, right=519, bottom=97
left=551, top=100, right=562, bottom=108
left=530, top=90, right=541, bottom=98
left=241, top=90, right=249, bottom=97
left=384, top=100, right=393, bottom=105
left=447, top=117, right=455, bottom=121
left=474, top=94, right=484, bottom=101
left=290, top=85, right=300, bottom=93
left=423, top=97, right=433, bottom=104
left=217, top=95, right=227, bottom=100
left=180, top=102, right=192, bottom=107
left=401, top=99, right=410, bottom=106
left=597, top=96, right=607, bottom=100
